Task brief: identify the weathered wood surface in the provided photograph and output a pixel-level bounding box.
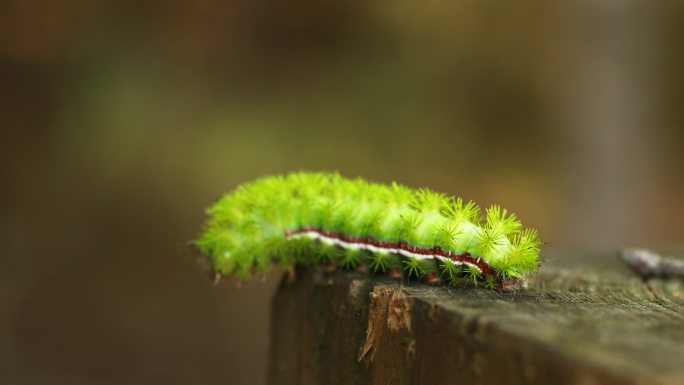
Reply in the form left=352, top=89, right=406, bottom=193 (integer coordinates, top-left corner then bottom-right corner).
left=267, top=251, right=684, bottom=385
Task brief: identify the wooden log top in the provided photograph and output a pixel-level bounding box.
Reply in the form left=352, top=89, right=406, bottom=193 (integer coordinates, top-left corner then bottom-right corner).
left=268, top=250, right=684, bottom=385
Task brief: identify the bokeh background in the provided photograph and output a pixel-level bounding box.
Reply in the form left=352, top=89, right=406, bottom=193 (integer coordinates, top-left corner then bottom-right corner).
left=2, top=1, right=683, bottom=384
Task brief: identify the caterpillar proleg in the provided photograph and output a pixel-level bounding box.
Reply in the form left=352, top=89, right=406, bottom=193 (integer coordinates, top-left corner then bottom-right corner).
left=193, top=172, right=541, bottom=290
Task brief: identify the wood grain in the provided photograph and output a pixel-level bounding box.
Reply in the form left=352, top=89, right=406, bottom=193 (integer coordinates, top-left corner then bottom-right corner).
left=268, top=251, right=684, bottom=385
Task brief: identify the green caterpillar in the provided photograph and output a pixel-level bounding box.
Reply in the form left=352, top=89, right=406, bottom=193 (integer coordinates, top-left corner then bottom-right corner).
left=193, top=172, right=541, bottom=290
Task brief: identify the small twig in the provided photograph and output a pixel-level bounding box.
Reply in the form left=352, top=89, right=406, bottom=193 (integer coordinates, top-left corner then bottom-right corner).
left=619, top=248, right=684, bottom=280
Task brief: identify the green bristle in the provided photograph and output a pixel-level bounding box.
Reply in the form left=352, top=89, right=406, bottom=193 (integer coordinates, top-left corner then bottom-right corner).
left=369, top=252, right=390, bottom=273
left=464, top=265, right=483, bottom=285
left=340, top=248, right=363, bottom=270
left=485, top=205, right=522, bottom=236
left=441, top=197, right=481, bottom=224
left=403, top=257, right=425, bottom=278
left=396, top=211, right=423, bottom=245
left=433, top=223, right=462, bottom=250
left=316, top=242, right=337, bottom=264
left=438, top=259, right=462, bottom=281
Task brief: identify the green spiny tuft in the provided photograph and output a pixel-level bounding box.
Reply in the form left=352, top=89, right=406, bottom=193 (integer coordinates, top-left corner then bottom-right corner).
left=485, top=205, right=522, bottom=236
left=410, top=189, right=448, bottom=212
left=441, top=197, right=480, bottom=223
left=403, top=257, right=425, bottom=278
left=340, top=248, right=363, bottom=270
left=369, top=252, right=390, bottom=273
left=438, top=259, right=461, bottom=281
left=464, top=266, right=483, bottom=285
left=433, top=223, right=462, bottom=250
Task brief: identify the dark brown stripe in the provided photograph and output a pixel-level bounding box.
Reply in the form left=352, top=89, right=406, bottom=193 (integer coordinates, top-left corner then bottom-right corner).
left=287, top=227, right=497, bottom=281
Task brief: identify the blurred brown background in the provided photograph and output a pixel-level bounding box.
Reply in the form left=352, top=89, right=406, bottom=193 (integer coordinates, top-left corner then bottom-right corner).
left=1, top=1, right=682, bottom=384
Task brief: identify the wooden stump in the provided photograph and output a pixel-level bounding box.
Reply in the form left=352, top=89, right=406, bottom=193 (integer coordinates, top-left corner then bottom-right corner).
left=267, top=251, right=684, bottom=385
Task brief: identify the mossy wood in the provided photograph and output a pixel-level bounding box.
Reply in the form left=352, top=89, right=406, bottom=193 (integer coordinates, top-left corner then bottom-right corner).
left=268, top=250, right=684, bottom=385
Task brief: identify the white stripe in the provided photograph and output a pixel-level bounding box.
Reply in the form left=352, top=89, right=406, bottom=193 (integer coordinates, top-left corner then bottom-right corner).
left=286, top=231, right=481, bottom=271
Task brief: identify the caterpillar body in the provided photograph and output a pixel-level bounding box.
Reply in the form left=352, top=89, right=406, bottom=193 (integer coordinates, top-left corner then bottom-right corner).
left=193, top=172, right=541, bottom=290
